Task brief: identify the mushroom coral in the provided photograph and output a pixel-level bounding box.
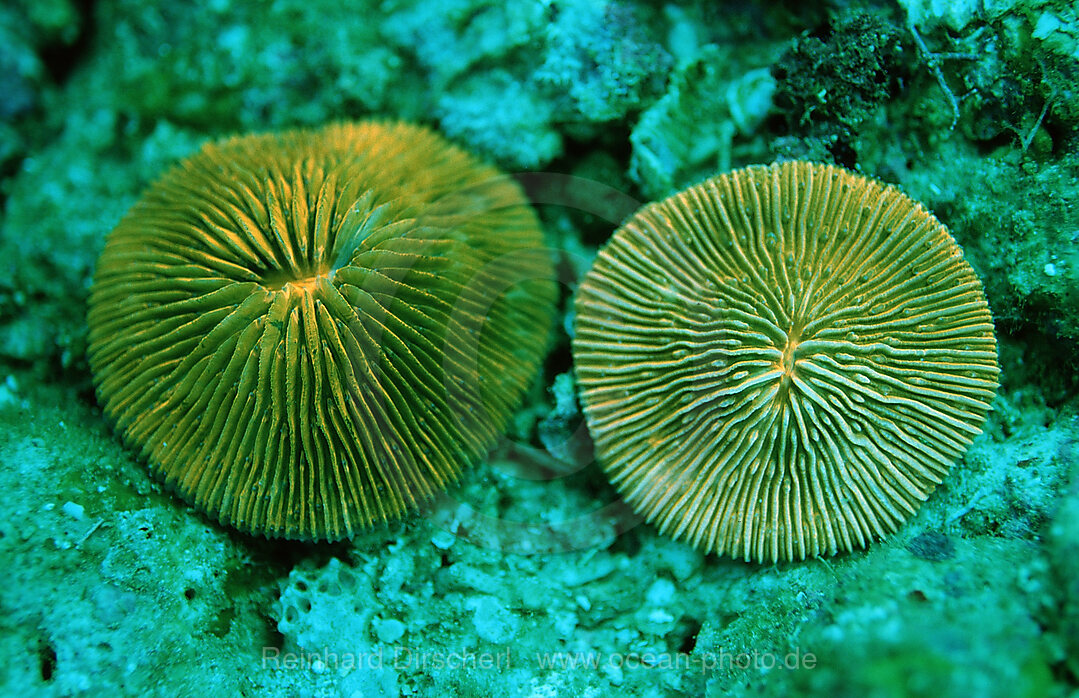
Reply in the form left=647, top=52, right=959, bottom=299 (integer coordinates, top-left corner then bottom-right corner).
left=88, top=121, right=556, bottom=541
left=573, top=161, right=999, bottom=563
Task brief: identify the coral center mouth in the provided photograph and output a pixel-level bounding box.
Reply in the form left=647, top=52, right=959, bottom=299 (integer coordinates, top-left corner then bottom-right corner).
left=261, top=266, right=332, bottom=292
left=780, top=327, right=801, bottom=380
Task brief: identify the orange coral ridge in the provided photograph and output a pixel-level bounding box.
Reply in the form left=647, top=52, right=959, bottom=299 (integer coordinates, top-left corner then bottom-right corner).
left=87, top=121, right=556, bottom=541
left=573, top=160, right=1000, bottom=563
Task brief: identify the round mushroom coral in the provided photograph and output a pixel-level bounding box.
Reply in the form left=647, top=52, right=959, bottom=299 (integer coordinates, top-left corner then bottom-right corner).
left=87, top=121, right=556, bottom=541
left=573, top=161, right=999, bottom=563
